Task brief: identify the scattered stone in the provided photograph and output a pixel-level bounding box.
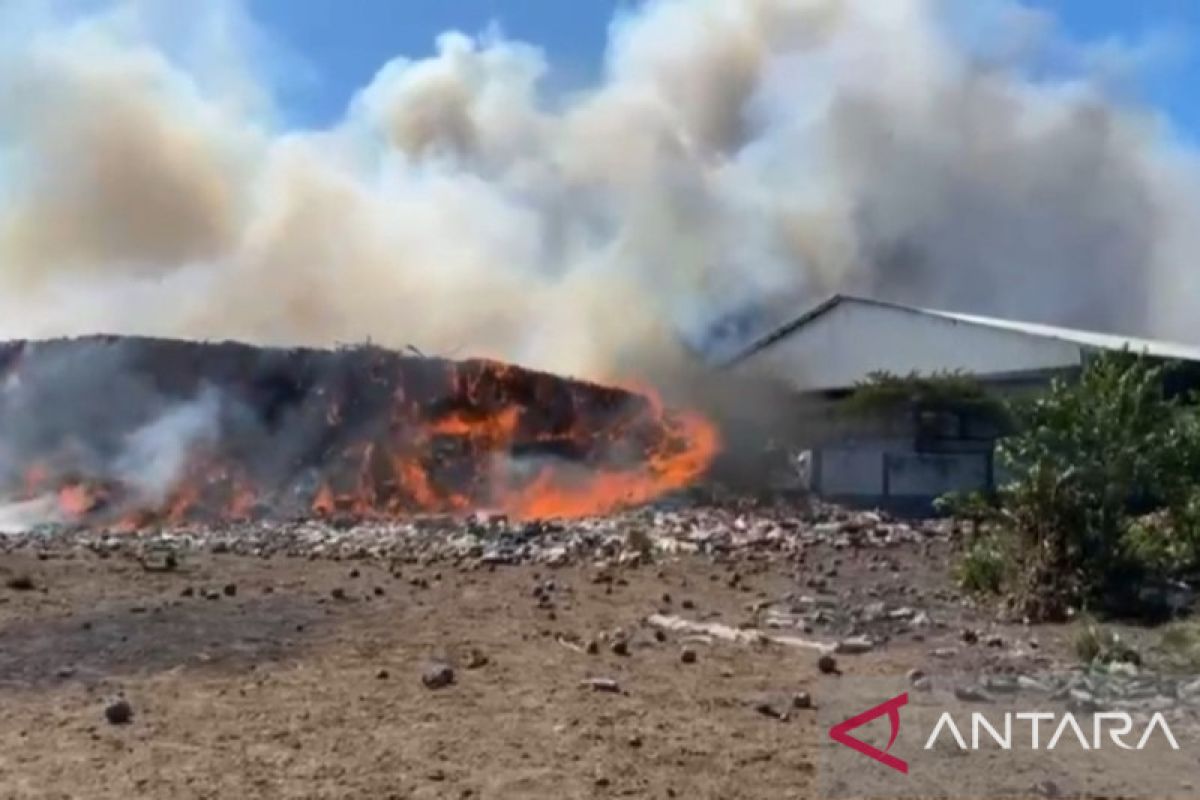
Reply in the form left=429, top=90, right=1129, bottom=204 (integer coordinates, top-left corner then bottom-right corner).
left=331, top=587, right=347, bottom=601
left=835, top=636, right=874, bottom=655
left=422, top=663, right=455, bottom=690
left=611, top=639, right=630, bottom=657
left=376, top=669, right=389, bottom=680
left=792, top=691, right=813, bottom=710
left=817, top=654, right=840, bottom=676
left=627, top=735, right=643, bottom=748
left=1017, top=675, right=1050, bottom=693
left=585, top=640, right=600, bottom=655
left=180, top=586, right=194, bottom=598
left=953, top=685, right=993, bottom=704
left=584, top=678, right=621, bottom=693
left=222, top=583, right=237, bottom=597
left=961, top=628, right=979, bottom=645
left=680, top=647, right=697, bottom=664
left=906, top=668, right=925, bottom=686
left=5, top=575, right=34, bottom=591
left=754, top=700, right=788, bottom=721
left=464, top=648, right=488, bottom=669
left=1032, top=779, right=1061, bottom=798
left=104, top=699, right=133, bottom=725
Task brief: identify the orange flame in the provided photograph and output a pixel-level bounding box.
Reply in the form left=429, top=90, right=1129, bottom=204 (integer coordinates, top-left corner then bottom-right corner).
left=9, top=360, right=720, bottom=526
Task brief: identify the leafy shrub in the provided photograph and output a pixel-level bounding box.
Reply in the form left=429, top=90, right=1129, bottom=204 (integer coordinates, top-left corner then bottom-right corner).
left=955, top=534, right=1011, bottom=594
left=952, top=352, right=1200, bottom=620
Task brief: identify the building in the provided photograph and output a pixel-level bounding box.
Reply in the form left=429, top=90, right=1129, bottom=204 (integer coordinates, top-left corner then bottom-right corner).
left=728, top=295, right=1200, bottom=511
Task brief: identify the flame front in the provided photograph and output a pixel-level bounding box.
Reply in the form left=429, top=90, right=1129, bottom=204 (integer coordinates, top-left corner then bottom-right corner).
left=4, top=347, right=720, bottom=528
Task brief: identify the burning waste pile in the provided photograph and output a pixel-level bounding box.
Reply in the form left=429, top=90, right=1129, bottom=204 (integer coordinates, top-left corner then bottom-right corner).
left=0, top=336, right=718, bottom=532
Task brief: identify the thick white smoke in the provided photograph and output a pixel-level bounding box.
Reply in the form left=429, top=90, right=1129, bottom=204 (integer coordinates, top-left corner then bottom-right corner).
left=0, top=0, right=1198, bottom=380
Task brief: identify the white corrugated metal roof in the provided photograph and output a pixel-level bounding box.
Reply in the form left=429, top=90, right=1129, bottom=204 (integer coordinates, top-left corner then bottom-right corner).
left=732, top=295, right=1200, bottom=367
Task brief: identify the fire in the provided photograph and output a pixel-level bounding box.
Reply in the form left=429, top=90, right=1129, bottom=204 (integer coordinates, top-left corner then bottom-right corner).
left=0, top=341, right=721, bottom=528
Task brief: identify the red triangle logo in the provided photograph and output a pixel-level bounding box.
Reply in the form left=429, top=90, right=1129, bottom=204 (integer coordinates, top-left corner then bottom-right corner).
left=828, top=692, right=909, bottom=774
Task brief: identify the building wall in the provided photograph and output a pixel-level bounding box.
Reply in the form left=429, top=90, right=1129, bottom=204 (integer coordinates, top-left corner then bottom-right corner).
left=743, top=300, right=1086, bottom=392
left=811, top=439, right=993, bottom=511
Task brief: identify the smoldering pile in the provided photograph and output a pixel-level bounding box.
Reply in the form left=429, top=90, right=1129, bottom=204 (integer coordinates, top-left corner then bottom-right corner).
left=0, top=336, right=718, bottom=531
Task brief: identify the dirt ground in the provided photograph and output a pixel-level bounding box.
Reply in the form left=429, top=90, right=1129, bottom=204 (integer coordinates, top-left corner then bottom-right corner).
left=0, top=530, right=1080, bottom=800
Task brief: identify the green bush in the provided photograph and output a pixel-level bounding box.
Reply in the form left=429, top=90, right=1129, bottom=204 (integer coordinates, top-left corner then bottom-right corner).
left=952, top=352, right=1200, bottom=620
left=955, top=534, right=1011, bottom=594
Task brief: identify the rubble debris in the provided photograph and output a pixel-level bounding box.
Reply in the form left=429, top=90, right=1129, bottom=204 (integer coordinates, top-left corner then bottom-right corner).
left=104, top=699, right=133, bottom=725
left=422, top=663, right=455, bottom=690
left=645, top=614, right=834, bottom=653
left=834, top=635, right=874, bottom=655
left=464, top=648, right=489, bottom=669
left=583, top=678, right=621, bottom=693
left=753, top=700, right=789, bottom=721
left=5, top=574, right=35, bottom=591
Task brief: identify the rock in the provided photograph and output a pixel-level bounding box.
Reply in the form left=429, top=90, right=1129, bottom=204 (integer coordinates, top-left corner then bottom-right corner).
left=611, top=639, right=630, bottom=657
left=422, top=663, right=455, bottom=690
left=835, top=636, right=874, bottom=655
left=376, top=669, right=389, bottom=680
left=754, top=700, right=788, bottom=721
left=908, top=611, right=933, bottom=629
left=906, top=668, right=925, bottom=685
left=817, top=654, right=840, bottom=675
left=912, top=676, right=933, bottom=692
left=861, top=601, right=886, bottom=622
left=953, top=685, right=993, bottom=703
left=930, top=647, right=957, bottom=659
left=792, top=691, right=813, bottom=710
left=961, top=628, right=979, bottom=645
left=331, top=587, right=347, bottom=601
left=584, top=678, right=621, bottom=693
left=104, top=699, right=133, bottom=725
left=585, top=640, right=599, bottom=655
left=222, top=583, right=237, bottom=597
left=464, top=648, right=489, bottom=670
left=680, top=647, right=697, bottom=664
left=627, top=735, right=643, bottom=748
left=984, top=634, right=1004, bottom=648
left=5, top=575, right=35, bottom=591
left=681, top=599, right=695, bottom=610
left=1032, top=779, right=1061, bottom=798
left=1067, top=689, right=1099, bottom=713
left=982, top=676, right=1019, bottom=694
left=1017, top=675, right=1050, bottom=693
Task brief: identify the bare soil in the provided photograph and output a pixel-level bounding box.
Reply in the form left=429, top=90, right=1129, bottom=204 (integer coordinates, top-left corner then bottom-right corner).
left=0, top=531, right=1080, bottom=800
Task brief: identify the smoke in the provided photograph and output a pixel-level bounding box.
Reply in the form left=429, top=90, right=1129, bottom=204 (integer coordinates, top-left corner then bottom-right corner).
left=115, top=388, right=221, bottom=502
left=0, top=0, right=1198, bottom=382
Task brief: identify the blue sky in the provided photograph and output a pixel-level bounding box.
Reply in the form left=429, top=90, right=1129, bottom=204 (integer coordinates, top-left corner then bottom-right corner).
left=248, top=0, right=1199, bottom=136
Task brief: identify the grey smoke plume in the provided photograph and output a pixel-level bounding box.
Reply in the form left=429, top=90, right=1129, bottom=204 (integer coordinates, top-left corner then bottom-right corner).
left=0, top=0, right=1198, bottom=381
